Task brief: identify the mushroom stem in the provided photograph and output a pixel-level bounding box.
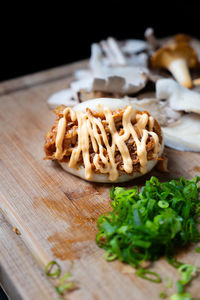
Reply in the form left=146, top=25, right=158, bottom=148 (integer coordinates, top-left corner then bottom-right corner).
left=144, top=28, right=159, bottom=50
left=193, top=78, right=200, bottom=86
left=168, top=58, right=192, bottom=88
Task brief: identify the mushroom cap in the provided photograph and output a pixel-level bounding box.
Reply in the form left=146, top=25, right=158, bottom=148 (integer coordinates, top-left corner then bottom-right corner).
left=151, top=42, right=198, bottom=69
left=173, top=33, right=191, bottom=44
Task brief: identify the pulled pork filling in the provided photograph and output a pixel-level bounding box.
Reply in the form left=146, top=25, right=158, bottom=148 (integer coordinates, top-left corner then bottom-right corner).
left=44, top=105, right=162, bottom=175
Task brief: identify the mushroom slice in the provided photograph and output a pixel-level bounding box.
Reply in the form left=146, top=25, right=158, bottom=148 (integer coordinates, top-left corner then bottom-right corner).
left=100, top=37, right=126, bottom=66
left=162, top=113, right=200, bottom=152
left=90, top=43, right=148, bottom=95
left=48, top=89, right=79, bottom=109
left=126, top=53, right=148, bottom=68
left=121, top=39, right=147, bottom=54
left=151, top=42, right=198, bottom=88
left=129, top=97, right=181, bottom=126
left=156, top=78, right=200, bottom=114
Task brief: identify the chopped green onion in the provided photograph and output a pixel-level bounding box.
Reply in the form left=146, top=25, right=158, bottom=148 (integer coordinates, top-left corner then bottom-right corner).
left=158, top=200, right=169, bottom=208
left=56, top=282, right=74, bottom=295
left=178, top=264, right=197, bottom=285
left=159, top=291, right=167, bottom=298
left=45, top=261, right=61, bottom=278
left=96, top=176, right=200, bottom=281
left=176, top=281, right=184, bottom=293
left=103, top=250, right=117, bottom=261
left=136, top=268, right=162, bottom=283
left=170, top=292, right=191, bottom=300
left=165, top=277, right=173, bottom=288
left=195, top=246, right=200, bottom=253
left=166, top=257, right=184, bottom=269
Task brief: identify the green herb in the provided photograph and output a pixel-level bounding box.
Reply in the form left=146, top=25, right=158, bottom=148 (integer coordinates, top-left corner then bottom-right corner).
left=170, top=263, right=200, bottom=300
left=45, top=261, right=61, bottom=278
left=178, top=264, right=198, bottom=285
left=159, top=291, right=167, bottom=298
left=195, top=246, right=200, bottom=253
left=96, top=176, right=200, bottom=279
left=45, top=261, right=77, bottom=298
left=136, top=268, right=162, bottom=283
left=165, top=277, right=173, bottom=288
left=170, top=292, right=191, bottom=300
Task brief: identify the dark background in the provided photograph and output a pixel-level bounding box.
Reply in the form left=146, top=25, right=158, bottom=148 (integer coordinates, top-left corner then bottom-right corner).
left=1, top=2, right=200, bottom=82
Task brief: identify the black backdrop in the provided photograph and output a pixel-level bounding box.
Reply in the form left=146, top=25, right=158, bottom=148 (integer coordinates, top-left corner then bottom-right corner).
left=1, top=1, right=200, bottom=82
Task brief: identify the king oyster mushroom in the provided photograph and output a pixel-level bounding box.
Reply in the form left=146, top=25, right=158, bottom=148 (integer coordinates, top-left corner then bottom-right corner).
left=127, top=97, right=181, bottom=126
left=150, top=38, right=198, bottom=88
left=48, top=38, right=149, bottom=108
left=162, top=114, right=200, bottom=152
left=89, top=42, right=148, bottom=94
left=156, top=78, right=200, bottom=114
left=155, top=78, right=200, bottom=152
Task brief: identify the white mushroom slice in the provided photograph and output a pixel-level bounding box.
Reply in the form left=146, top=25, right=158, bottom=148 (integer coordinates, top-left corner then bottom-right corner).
left=90, top=44, right=148, bottom=95
left=100, top=37, right=126, bottom=66
left=74, top=69, right=93, bottom=80
left=48, top=89, right=79, bottom=109
left=162, top=113, right=200, bottom=152
left=107, top=37, right=126, bottom=65
left=128, top=97, right=181, bottom=126
left=156, top=79, right=200, bottom=114
left=126, top=53, right=148, bottom=67
left=71, top=78, right=93, bottom=93
left=121, top=39, right=147, bottom=54
left=93, top=66, right=148, bottom=94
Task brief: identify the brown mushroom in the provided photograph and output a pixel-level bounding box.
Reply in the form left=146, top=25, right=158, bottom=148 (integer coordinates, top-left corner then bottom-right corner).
left=151, top=42, right=198, bottom=88
left=173, top=33, right=191, bottom=44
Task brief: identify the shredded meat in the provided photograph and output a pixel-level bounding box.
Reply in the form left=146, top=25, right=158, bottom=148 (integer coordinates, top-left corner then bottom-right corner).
left=44, top=106, right=163, bottom=175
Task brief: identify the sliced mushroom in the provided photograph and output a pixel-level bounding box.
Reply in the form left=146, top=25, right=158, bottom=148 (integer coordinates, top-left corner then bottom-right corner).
left=151, top=42, right=198, bottom=88
left=100, top=37, right=126, bottom=66
left=156, top=78, right=200, bottom=114
left=47, top=89, right=79, bottom=109
left=162, top=113, right=200, bottom=152
left=90, top=43, right=148, bottom=95
left=126, top=53, right=148, bottom=67
left=121, top=39, right=147, bottom=54
left=128, top=97, right=182, bottom=126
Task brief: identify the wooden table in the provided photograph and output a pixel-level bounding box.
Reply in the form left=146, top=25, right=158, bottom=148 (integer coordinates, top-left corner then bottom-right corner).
left=0, top=60, right=200, bottom=300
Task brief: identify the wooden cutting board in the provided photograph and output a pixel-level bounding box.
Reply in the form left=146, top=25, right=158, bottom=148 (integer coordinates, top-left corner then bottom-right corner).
left=0, top=60, right=200, bottom=300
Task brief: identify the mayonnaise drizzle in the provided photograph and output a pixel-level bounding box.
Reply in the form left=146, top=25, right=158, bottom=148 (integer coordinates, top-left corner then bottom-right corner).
left=55, top=106, right=161, bottom=181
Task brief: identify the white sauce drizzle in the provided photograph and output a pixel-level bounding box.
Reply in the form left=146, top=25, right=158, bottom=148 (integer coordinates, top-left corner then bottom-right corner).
left=55, top=106, right=161, bottom=181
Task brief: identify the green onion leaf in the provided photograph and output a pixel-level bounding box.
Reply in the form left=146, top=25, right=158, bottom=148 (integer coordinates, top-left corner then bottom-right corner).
left=195, top=246, right=200, bottom=253
left=56, top=282, right=74, bottom=295
left=159, top=291, right=167, bottom=298
left=158, top=200, right=169, bottom=208
left=45, top=261, right=61, bottom=278
left=136, top=268, right=162, bottom=283
left=178, top=264, right=197, bottom=285
left=103, top=250, right=117, bottom=261
left=170, top=292, right=192, bottom=300
left=96, top=176, right=200, bottom=283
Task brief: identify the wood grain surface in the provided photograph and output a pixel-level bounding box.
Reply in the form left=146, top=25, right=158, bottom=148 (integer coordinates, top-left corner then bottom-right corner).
left=0, top=60, right=200, bottom=300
